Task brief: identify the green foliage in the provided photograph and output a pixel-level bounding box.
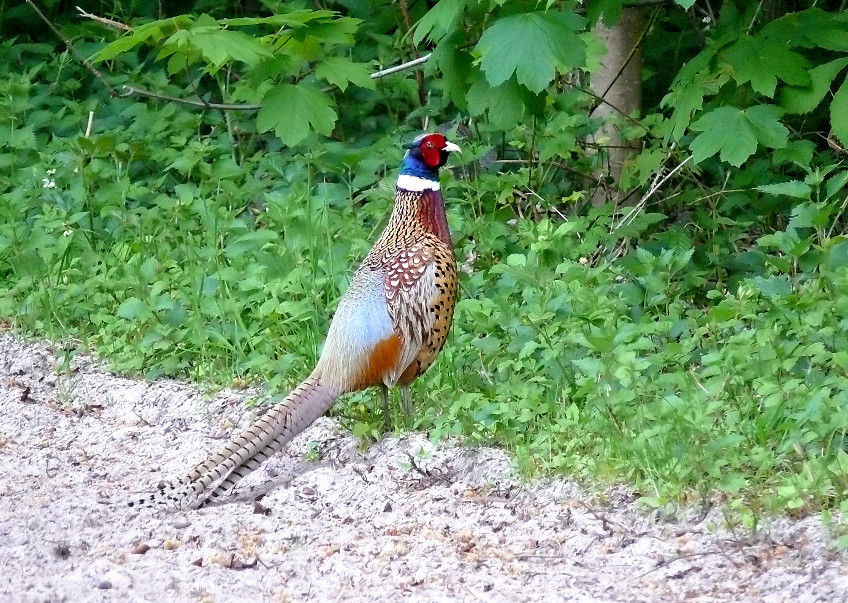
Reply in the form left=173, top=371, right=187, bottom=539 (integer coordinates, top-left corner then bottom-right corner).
left=3, top=0, right=848, bottom=521
left=689, top=105, right=789, bottom=167
left=664, top=7, right=848, bottom=161
left=89, top=9, right=369, bottom=146
left=475, top=11, right=586, bottom=93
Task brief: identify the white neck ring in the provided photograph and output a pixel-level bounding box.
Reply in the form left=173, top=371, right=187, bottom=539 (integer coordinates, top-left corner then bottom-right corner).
left=396, top=174, right=440, bottom=192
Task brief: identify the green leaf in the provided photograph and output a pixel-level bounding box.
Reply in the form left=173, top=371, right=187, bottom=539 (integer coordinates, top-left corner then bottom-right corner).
left=755, top=180, right=811, bottom=199
left=661, top=42, right=729, bottom=141
left=221, top=10, right=336, bottom=27
left=315, top=57, right=375, bottom=91
left=826, top=171, right=848, bottom=199
left=772, top=139, right=815, bottom=168
left=750, top=275, right=791, bottom=298
left=780, top=58, right=848, bottom=114
left=226, top=230, right=280, bottom=256
left=689, top=105, right=788, bottom=166
left=413, top=0, right=466, bottom=44
left=257, top=83, right=338, bottom=146
left=675, top=0, right=697, bottom=8
left=467, top=76, right=531, bottom=130
left=187, top=29, right=272, bottom=68
left=831, top=77, right=848, bottom=149
left=689, top=108, right=756, bottom=166
left=745, top=105, right=790, bottom=148
left=721, top=36, right=809, bottom=97
left=761, top=8, right=848, bottom=51
left=429, top=38, right=473, bottom=110
left=117, top=297, right=149, bottom=320
left=788, top=202, right=828, bottom=230
left=825, top=239, right=848, bottom=271
left=476, top=11, right=586, bottom=93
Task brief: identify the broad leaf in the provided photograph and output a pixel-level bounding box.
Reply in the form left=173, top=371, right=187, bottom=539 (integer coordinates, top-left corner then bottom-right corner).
left=832, top=77, right=848, bottom=148
left=825, top=171, right=848, bottom=199
left=468, top=76, right=526, bottom=130
left=476, top=11, right=586, bottom=93
left=429, top=37, right=474, bottom=110
left=184, top=28, right=272, bottom=69
left=721, top=36, right=809, bottom=97
left=117, top=297, right=149, bottom=320
left=744, top=105, right=789, bottom=149
left=221, top=10, right=336, bottom=27
left=689, top=105, right=788, bottom=166
left=662, top=42, right=730, bottom=140
left=413, top=0, right=467, bottom=44
left=761, top=8, right=848, bottom=51
left=257, top=83, right=337, bottom=146
left=780, top=58, right=848, bottom=114
left=755, top=181, right=811, bottom=199
left=315, top=57, right=375, bottom=91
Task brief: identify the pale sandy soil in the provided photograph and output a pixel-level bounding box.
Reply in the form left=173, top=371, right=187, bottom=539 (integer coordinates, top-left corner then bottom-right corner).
left=1, top=333, right=846, bottom=602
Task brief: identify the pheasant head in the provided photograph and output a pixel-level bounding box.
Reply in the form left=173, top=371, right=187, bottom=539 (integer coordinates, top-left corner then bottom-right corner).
left=397, top=133, right=460, bottom=192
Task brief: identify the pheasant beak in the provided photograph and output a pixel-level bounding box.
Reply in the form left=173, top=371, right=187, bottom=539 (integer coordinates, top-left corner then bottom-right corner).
left=443, top=141, right=461, bottom=154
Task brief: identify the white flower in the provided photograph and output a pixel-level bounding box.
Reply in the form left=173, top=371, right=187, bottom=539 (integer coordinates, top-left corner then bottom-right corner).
left=63, top=229, right=73, bottom=237
left=41, top=178, right=56, bottom=189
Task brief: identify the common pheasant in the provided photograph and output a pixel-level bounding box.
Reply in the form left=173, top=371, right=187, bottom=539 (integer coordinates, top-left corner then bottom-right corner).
left=136, top=132, right=460, bottom=508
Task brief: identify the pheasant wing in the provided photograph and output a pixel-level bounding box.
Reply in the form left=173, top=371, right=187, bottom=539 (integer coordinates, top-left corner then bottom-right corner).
left=383, top=240, right=438, bottom=384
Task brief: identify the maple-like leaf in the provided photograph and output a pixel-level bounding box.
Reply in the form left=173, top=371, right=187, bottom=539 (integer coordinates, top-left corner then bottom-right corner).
left=689, top=105, right=788, bottom=167
left=475, top=11, right=586, bottom=93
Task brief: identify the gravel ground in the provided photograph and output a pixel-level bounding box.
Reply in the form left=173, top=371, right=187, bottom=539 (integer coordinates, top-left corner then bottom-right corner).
left=1, top=333, right=846, bottom=602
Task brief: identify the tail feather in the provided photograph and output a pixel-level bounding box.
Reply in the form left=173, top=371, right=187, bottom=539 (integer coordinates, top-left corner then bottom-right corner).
left=131, top=372, right=339, bottom=509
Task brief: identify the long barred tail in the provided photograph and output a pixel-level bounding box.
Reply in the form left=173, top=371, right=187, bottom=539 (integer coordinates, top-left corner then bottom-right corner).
left=130, top=372, right=339, bottom=509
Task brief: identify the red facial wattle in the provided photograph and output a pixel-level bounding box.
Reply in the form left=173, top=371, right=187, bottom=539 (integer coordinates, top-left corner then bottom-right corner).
left=418, top=134, right=447, bottom=167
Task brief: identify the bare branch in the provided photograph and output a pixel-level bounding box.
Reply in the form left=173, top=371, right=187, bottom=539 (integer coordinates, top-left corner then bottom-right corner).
left=75, top=6, right=132, bottom=31
left=120, top=86, right=262, bottom=110
left=614, top=149, right=692, bottom=232
left=371, top=54, right=432, bottom=79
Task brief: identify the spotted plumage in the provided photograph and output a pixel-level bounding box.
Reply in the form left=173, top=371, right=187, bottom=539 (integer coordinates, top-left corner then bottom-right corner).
left=134, top=133, right=460, bottom=509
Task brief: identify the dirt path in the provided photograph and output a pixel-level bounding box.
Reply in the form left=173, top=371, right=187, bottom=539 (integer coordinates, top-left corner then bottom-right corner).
left=0, top=333, right=845, bottom=602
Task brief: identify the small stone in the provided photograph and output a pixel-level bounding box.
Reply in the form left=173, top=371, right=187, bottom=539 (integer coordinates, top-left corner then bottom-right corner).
left=97, top=580, right=112, bottom=590
left=173, top=518, right=191, bottom=529
left=131, top=544, right=150, bottom=555
left=163, top=538, right=181, bottom=550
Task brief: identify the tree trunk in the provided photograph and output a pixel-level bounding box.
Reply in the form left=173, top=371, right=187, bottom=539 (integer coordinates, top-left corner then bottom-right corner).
left=589, top=7, right=644, bottom=207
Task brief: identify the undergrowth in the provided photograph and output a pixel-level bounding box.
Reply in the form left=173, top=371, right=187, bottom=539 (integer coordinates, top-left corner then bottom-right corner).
left=2, top=18, right=848, bottom=526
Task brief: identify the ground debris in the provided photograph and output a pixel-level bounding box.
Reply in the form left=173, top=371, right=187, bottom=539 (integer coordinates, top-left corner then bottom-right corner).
left=1, top=333, right=845, bottom=602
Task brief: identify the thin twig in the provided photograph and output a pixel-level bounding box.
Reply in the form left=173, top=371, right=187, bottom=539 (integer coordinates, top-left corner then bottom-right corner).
left=25, top=0, right=117, bottom=96
left=615, top=154, right=692, bottom=231
left=371, top=54, right=432, bottom=79
left=576, top=86, right=646, bottom=130
left=120, top=85, right=262, bottom=110
left=75, top=5, right=131, bottom=31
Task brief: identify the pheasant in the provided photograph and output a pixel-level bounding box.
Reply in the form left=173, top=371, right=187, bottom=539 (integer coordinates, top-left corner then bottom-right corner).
left=135, top=132, right=460, bottom=509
